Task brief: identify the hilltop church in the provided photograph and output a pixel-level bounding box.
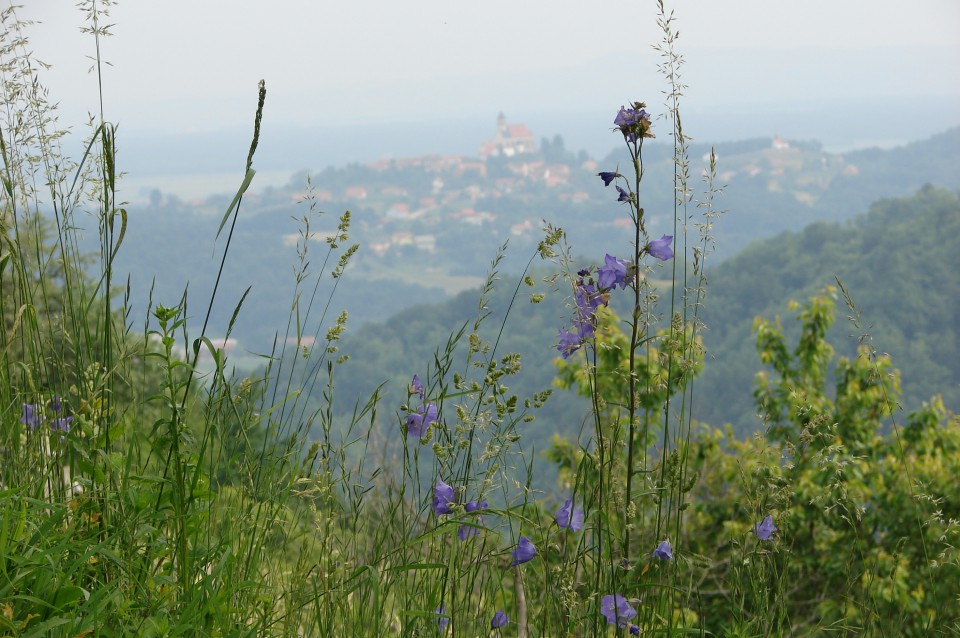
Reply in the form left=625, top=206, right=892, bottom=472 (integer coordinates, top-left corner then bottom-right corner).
left=479, top=113, right=537, bottom=159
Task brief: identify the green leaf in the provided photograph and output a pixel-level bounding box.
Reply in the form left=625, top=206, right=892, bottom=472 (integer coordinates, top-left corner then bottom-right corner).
left=216, top=168, right=256, bottom=239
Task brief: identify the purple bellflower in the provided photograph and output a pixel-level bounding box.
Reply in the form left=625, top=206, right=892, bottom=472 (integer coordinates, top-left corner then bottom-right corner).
left=51, top=395, right=62, bottom=413
left=646, top=235, right=674, bottom=261
left=490, top=610, right=509, bottom=629
left=574, top=316, right=595, bottom=341
left=616, top=185, right=630, bottom=202
left=458, top=498, right=488, bottom=540
left=574, top=282, right=605, bottom=338
left=600, top=594, right=637, bottom=629
left=555, top=499, right=584, bottom=532
left=598, top=171, right=618, bottom=186
left=652, top=539, right=673, bottom=561
left=630, top=625, right=640, bottom=635
left=574, top=273, right=609, bottom=339
left=597, top=254, right=629, bottom=291
left=510, top=536, right=536, bottom=566
left=410, top=374, right=425, bottom=400
left=406, top=402, right=438, bottom=437
left=51, top=416, right=73, bottom=433
left=432, top=478, right=455, bottom=516
left=575, top=281, right=605, bottom=316
left=556, top=328, right=582, bottom=359
left=20, top=404, right=42, bottom=429
left=558, top=270, right=615, bottom=358
left=435, top=606, right=449, bottom=633
left=754, top=515, right=777, bottom=541
left=614, top=106, right=638, bottom=134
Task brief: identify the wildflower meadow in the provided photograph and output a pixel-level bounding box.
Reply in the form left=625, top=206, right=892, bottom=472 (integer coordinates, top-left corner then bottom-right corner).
left=1, top=2, right=958, bottom=636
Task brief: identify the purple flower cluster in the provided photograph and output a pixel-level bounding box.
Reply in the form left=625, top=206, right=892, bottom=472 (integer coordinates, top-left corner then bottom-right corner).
left=556, top=266, right=624, bottom=359
left=406, top=378, right=540, bottom=576
left=431, top=477, right=537, bottom=569
left=614, top=102, right=655, bottom=142
left=405, top=375, right=438, bottom=438
left=596, top=167, right=675, bottom=261
left=21, top=398, right=73, bottom=437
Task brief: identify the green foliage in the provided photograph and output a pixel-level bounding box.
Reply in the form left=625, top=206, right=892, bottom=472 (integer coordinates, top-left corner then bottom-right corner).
left=549, top=306, right=703, bottom=493
left=685, top=289, right=960, bottom=635
left=555, top=306, right=702, bottom=418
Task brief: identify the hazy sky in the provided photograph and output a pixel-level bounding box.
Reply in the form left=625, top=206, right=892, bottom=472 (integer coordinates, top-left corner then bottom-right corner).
left=13, top=0, right=960, bottom=176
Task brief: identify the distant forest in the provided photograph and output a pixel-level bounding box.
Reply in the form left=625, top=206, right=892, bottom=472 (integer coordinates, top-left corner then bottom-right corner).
left=317, top=186, right=959, bottom=480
